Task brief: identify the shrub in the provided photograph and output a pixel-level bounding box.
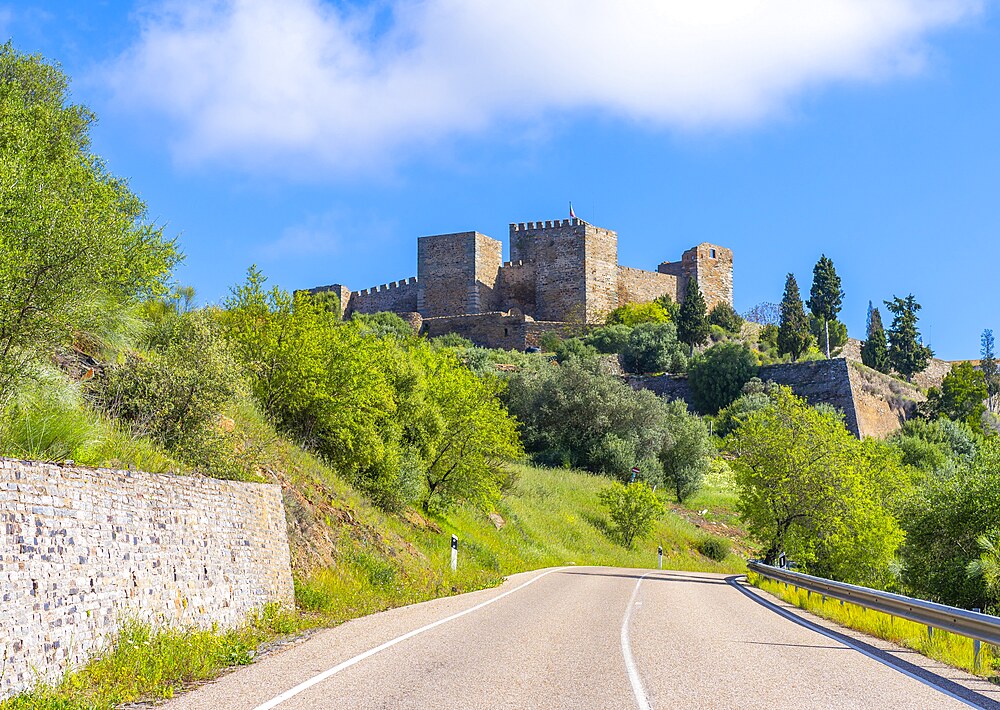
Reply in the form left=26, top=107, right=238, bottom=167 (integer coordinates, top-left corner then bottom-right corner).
left=598, top=481, right=665, bottom=548
left=658, top=400, right=714, bottom=502
left=708, top=303, right=744, bottom=335
left=687, top=342, right=759, bottom=415
left=584, top=324, right=632, bottom=354
left=606, top=301, right=671, bottom=326
left=697, top=536, right=731, bottom=561
left=432, top=332, right=474, bottom=349
left=554, top=337, right=597, bottom=364
left=621, top=322, right=687, bottom=374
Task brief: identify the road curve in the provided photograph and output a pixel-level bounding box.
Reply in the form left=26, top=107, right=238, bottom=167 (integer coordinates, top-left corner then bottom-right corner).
left=163, top=567, right=1000, bottom=709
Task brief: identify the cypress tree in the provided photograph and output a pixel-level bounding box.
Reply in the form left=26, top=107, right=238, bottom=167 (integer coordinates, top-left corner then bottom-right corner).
left=806, top=255, right=845, bottom=358
left=778, top=274, right=811, bottom=361
left=885, top=295, right=932, bottom=381
left=677, top=278, right=709, bottom=355
left=982, top=329, right=998, bottom=413
left=860, top=306, right=890, bottom=373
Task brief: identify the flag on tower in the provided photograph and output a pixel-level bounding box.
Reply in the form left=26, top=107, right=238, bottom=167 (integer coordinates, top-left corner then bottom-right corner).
left=569, top=202, right=576, bottom=219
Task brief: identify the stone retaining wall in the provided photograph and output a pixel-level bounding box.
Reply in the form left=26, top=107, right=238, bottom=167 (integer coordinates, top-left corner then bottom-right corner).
left=0, top=460, right=293, bottom=700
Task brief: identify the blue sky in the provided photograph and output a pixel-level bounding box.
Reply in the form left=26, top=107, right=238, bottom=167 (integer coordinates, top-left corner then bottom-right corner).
left=4, top=1, right=998, bottom=359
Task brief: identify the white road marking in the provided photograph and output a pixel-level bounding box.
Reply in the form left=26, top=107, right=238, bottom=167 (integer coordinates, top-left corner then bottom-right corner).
left=730, top=578, right=983, bottom=710
left=253, top=567, right=568, bottom=710
left=621, top=571, right=656, bottom=710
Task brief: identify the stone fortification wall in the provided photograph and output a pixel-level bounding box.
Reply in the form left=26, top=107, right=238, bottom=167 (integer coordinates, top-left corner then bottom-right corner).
left=421, top=312, right=567, bottom=350
left=348, top=277, right=419, bottom=315
left=0, top=460, right=293, bottom=700
left=583, top=223, right=620, bottom=322
left=630, top=358, right=919, bottom=438
left=617, top=266, right=678, bottom=306
left=497, top=261, right=537, bottom=315
left=417, top=232, right=502, bottom=318
left=658, top=243, right=733, bottom=310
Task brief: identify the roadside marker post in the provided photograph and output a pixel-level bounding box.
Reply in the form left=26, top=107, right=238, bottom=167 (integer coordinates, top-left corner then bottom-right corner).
left=657, top=546, right=663, bottom=570
left=451, top=535, right=458, bottom=572
left=974, top=608, right=982, bottom=671
left=631, top=466, right=640, bottom=483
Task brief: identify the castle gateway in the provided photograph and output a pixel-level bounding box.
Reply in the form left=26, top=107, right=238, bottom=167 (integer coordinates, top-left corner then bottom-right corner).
left=311, top=218, right=733, bottom=350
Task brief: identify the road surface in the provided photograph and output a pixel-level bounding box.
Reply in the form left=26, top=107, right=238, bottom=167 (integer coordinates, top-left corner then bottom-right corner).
left=163, top=567, right=1000, bottom=709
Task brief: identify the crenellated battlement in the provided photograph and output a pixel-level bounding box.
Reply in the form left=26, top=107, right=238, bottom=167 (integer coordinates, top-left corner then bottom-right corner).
left=509, top=218, right=586, bottom=232
left=501, top=260, right=525, bottom=268
left=355, top=277, right=418, bottom=296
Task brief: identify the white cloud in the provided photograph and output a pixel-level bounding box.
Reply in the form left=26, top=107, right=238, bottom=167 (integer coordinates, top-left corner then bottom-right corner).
left=106, top=0, right=983, bottom=173
left=256, top=218, right=340, bottom=259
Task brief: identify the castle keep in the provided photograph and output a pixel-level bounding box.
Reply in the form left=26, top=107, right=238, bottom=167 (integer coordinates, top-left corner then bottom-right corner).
left=312, top=218, right=733, bottom=349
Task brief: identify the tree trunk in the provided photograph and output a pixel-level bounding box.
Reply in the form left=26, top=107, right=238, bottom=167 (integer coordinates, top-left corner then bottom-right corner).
left=825, top=318, right=830, bottom=359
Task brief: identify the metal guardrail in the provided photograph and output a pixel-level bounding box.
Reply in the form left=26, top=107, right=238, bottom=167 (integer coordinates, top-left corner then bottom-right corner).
left=748, top=561, right=1000, bottom=647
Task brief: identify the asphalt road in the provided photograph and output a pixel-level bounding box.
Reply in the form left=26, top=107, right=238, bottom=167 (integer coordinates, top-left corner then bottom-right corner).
left=162, top=567, right=1000, bottom=709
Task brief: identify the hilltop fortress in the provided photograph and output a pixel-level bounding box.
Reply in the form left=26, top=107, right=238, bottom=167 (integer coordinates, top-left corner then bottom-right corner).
left=311, top=217, right=733, bottom=350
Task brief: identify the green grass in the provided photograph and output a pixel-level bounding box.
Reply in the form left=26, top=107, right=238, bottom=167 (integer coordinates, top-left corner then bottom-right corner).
left=750, top=574, right=997, bottom=678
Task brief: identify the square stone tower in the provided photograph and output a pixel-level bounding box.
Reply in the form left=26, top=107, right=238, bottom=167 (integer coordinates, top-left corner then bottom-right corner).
left=417, top=231, right=503, bottom=317
left=509, top=219, right=618, bottom=322
left=658, top=242, right=733, bottom=310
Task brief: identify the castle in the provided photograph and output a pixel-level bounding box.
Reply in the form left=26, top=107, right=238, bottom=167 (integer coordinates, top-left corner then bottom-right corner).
left=311, top=217, right=733, bottom=350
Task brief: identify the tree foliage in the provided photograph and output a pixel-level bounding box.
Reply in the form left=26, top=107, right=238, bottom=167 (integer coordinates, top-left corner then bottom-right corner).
left=657, top=400, right=714, bottom=502
left=861, top=306, right=890, bottom=374
left=925, top=362, right=987, bottom=428
left=885, top=295, right=932, bottom=381
left=982, top=329, right=999, bottom=414
left=777, top=274, right=811, bottom=361
left=677, top=279, right=709, bottom=354
left=0, top=44, right=179, bottom=405
left=727, top=387, right=906, bottom=586
left=620, top=322, right=687, bottom=375
left=606, top=301, right=671, bottom=326
left=806, top=255, right=845, bottom=358
left=707, top=302, right=744, bottom=335
left=598, top=481, right=665, bottom=549
left=687, top=342, right=759, bottom=415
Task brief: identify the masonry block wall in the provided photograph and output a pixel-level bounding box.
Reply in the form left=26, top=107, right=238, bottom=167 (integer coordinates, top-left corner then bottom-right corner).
left=349, top=278, right=419, bottom=316
left=617, top=266, right=678, bottom=306
left=0, top=460, right=294, bottom=700
left=417, top=232, right=502, bottom=317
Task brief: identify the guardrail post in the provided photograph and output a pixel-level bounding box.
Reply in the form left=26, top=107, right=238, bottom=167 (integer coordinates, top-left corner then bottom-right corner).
left=974, top=608, right=982, bottom=672
left=451, top=535, right=458, bottom=571
left=927, top=625, right=933, bottom=641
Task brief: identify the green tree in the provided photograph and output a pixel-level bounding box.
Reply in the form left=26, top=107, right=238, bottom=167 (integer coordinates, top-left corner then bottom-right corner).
left=982, top=329, right=999, bottom=414
left=687, top=342, right=759, bottom=415
left=708, top=302, right=744, bottom=335
left=885, top=295, right=933, bottom=381
left=901, top=439, right=1000, bottom=608
left=727, top=387, right=905, bottom=586
left=606, top=301, right=671, bottom=326
left=554, top=337, right=598, bottom=364
left=861, top=306, right=890, bottom=373
left=809, top=316, right=847, bottom=357
left=584, top=324, right=632, bottom=354
left=0, top=44, right=179, bottom=404
left=657, top=401, right=715, bottom=502
left=598, top=481, right=665, bottom=548
left=677, top=279, right=710, bottom=355
left=620, top=322, right=687, bottom=374
left=806, top=255, right=845, bottom=358
left=777, top=274, right=811, bottom=361
left=418, top=351, right=523, bottom=512
left=925, top=362, right=987, bottom=428
left=653, top=294, right=681, bottom=321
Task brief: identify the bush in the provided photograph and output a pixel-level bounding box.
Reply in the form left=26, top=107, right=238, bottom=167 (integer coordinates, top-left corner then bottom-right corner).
left=554, top=337, right=597, bottom=363
left=658, top=400, right=714, bottom=502
left=697, top=536, right=731, bottom=561
left=432, top=332, right=474, bottom=349
left=584, top=324, right=632, bottom=354
left=598, top=481, right=665, bottom=548
left=621, top=322, right=687, bottom=374
left=606, top=301, right=671, bottom=326
left=708, top=303, right=744, bottom=335
left=687, top=342, right=759, bottom=415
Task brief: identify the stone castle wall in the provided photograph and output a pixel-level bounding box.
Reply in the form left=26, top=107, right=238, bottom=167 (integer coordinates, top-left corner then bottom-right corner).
left=630, top=358, right=918, bottom=439
left=417, top=232, right=503, bottom=317
left=421, top=312, right=568, bottom=350
left=617, top=266, right=678, bottom=306
left=497, top=261, right=536, bottom=315
left=348, top=278, right=419, bottom=315
left=511, top=220, right=590, bottom=322
left=0, top=460, right=293, bottom=700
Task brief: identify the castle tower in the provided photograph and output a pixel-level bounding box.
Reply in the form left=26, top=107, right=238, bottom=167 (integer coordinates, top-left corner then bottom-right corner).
left=509, top=218, right=618, bottom=322
left=658, top=242, right=733, bottom=310
left=417, top=231, right=503, bottom=317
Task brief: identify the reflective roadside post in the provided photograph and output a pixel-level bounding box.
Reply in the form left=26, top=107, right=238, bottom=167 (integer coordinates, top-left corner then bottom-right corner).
left=451, top=535, right=458, bottom=571
left=657, top=545, right=663, bottom=570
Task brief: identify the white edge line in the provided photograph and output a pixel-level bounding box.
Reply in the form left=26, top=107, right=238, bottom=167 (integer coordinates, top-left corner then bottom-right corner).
left=731, top=577, right=984, bottom=710
left=621, top=571, right=654, bottom=710
left=253, top=566, right=568, bottom=710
